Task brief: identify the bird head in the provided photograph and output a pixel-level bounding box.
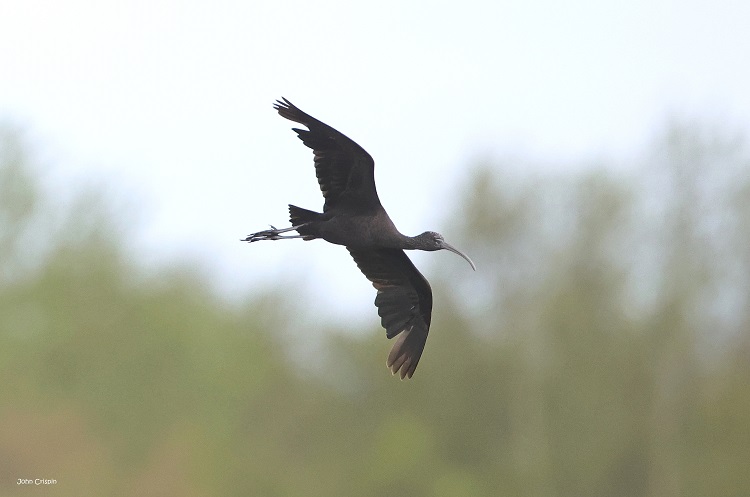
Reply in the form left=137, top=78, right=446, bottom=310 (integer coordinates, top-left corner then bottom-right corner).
left=417, top=231, right=476, bottom=270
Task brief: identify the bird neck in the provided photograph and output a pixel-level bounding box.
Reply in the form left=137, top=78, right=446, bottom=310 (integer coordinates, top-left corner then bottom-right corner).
left=401, top=232, right=428, bottom=250
left=401, top=235, right=418, bottom=250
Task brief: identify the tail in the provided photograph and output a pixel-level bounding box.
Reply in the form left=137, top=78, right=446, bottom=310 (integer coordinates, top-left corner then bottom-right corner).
left=288, top=204, right=322, bottom=240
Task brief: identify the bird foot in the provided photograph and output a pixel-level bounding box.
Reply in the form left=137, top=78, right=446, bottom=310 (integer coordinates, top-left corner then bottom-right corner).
left=242, top=227, right=285, bottom=242
left=241, top=224, right=307, bottom=243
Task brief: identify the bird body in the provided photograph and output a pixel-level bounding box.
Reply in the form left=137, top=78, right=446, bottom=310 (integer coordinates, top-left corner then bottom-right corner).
left=244, top=98, right=475, bottom=379
left=292, top=207, right=407, bottom=248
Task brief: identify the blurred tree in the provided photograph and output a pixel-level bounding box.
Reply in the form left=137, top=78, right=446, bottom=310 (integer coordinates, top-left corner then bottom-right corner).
left=436, top=121, right=750, bottom=497
left=0, top=129, right=295, bottom=495
left=1, top=121, right=748, bottom=496
left=0, top=126, right=41, bottom=285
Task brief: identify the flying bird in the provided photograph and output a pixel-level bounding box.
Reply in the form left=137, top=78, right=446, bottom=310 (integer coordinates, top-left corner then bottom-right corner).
left=243, top=98, right=475, bottom=379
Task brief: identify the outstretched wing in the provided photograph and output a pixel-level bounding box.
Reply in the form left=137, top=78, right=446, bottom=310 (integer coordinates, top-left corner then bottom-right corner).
left=274, top=98, right=380, bottom=213
left=347, top=247, right=433, bottom=379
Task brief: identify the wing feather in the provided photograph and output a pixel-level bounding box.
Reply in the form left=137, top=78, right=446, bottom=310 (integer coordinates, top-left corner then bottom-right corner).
left=274, top=98, right=379, bottom=212
left=347, top=247, right=433, bottom=379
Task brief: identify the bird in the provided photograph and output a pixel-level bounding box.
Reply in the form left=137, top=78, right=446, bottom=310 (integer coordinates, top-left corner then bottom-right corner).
left=243, top=98, right=475, bottom=379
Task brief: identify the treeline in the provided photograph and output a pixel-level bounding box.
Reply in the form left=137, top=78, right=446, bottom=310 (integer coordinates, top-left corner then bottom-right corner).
left=0, top=123, right=748, bottom=496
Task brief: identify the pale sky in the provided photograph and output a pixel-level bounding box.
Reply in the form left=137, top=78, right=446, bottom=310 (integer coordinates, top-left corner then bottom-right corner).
left=1, top=0, right=749, bottom=322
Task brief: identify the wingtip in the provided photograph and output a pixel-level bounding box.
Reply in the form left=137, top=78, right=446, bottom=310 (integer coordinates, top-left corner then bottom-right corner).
left=387, top=363, right=411, bottom=380
left=274, top=96, right=293, bottom=109
left=384, top=326, right=426, bottom=380
left=272, top=98, right=286, bottom=111
left=387, top=350, right=416, bottom=380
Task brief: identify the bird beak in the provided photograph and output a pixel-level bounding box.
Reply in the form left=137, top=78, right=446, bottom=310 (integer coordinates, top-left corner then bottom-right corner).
left=440, top=241, right=476, bottom=271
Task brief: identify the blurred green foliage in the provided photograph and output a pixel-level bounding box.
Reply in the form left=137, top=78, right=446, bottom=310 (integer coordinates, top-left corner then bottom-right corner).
left=1, top=123, right=749, bottom=496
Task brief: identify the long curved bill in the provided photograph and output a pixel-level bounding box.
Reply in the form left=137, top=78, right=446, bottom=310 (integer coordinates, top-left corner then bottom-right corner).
left=440, top=241, right=477, bottom=271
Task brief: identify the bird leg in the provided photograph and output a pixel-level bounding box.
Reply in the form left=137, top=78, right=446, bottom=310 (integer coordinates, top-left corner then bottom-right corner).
left=242, top=223, right=309, bottom=243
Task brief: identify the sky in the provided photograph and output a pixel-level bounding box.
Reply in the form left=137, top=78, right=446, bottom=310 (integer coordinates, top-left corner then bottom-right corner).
left=1, top=0, right=749, bottom=323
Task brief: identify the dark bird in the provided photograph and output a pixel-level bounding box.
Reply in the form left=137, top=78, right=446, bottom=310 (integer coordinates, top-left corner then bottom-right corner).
left=243, top=98, right=475, bottom=379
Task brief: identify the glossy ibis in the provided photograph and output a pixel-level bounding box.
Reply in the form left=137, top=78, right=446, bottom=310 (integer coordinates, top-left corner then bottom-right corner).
left=243, top=98, right=475, bottom=379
